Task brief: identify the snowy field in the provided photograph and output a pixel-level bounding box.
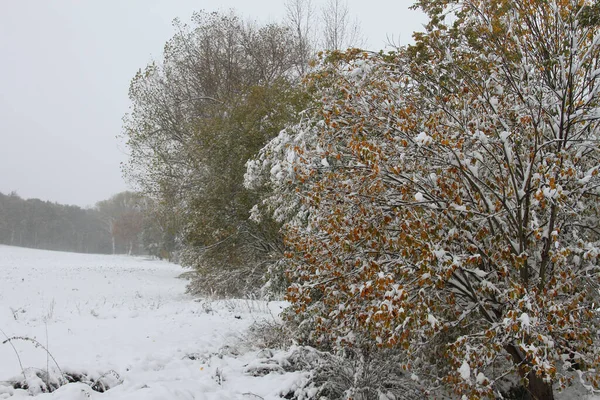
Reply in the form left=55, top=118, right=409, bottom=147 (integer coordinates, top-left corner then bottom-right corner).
left=0, top=245, right=304, bottom=399
left=1, top=245, right=599, bottom=400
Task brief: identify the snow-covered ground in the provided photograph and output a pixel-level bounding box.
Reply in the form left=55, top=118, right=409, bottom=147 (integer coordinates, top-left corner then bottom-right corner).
left=0, top=245, right=304, bottom=399
left=1, top=245, right=598, bottom=400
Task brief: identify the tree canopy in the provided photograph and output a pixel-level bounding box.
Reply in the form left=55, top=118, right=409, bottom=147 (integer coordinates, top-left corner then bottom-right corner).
left=246, top=0, right=600, bottom=397
left=123, top=10, right=312, bottom=296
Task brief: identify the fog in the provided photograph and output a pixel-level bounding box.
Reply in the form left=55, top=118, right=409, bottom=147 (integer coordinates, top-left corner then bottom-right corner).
left=0, top=0, right=426, bottom=207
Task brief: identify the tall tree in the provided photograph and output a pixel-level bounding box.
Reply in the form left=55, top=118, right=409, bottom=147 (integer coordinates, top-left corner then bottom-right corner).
left=123, top=11, right=310, bottom=296
left=321, top=0, right=363, bottom=50
left=96, top=191, right=145, bottom=255
left=285, top=0, right=316, bottom=75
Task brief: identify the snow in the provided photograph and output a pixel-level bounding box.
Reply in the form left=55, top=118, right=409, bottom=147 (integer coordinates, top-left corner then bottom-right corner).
left=414, top=131, right=433, bottom=146
left=458, top=361, right=470, bottom=381
left=1, top=249, right=597, bottom=399
left=0, top=245, right=301, bottom=399
left=518, top=312, right=530, bottom=328
left=476, top=372, right=487, bottom=385
left=427, top=314, right=438, bottom=329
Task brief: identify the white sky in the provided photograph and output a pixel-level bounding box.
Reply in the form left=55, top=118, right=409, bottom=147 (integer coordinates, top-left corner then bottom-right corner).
left=0, top=0, right=426, bottom=208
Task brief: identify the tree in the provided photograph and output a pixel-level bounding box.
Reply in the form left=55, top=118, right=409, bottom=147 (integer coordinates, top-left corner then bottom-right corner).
left=285, top=0, right=317, bottom=75
left=321, top=0, right=363, bottom=50
left=139, top=197, right=180, bottom=260
left=247, top=0, right=600, bottom=397
left=123, top=11, right=310, bottom=296
left=96, top=191, right=145, bottom=255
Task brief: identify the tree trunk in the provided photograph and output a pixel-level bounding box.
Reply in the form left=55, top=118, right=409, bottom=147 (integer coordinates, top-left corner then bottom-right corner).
left=526, top=372, right=554, bottom=400
left=506, top=344, right=554, bottom=400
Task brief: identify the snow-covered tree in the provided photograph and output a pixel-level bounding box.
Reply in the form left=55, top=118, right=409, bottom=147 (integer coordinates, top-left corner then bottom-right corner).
left=246, top=0, right=600, bottom=397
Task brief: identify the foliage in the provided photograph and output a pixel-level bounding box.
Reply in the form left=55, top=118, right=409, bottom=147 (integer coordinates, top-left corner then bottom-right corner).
left=247, top=0, right=600, bottom=397
left=139, top=199, right=179, bottom=260
left=123, top=11, right=311, bottom=297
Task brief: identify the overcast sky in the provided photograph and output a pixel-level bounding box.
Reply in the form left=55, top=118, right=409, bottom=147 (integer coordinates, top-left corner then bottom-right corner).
left=0, top=0, right=426, bottom=208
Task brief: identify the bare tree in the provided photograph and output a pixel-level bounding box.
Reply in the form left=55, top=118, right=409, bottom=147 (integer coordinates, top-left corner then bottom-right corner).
left=321, top=0, right=363, bottom=50
left=285, top=0, right=316, bottom=74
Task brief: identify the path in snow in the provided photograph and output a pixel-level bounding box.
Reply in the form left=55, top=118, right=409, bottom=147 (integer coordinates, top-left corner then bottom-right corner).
left=0, top=245, right=302, bottom=399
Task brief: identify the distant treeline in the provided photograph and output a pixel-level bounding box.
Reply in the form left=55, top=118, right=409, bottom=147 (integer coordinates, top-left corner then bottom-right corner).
left=0, top=191, right=167, bottom=256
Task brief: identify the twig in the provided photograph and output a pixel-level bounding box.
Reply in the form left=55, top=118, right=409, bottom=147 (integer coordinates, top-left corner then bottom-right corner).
left=0, top=328, right=26, bottom=383
left=91, top=370, right=121, bottom=392
left=45, top=322, right=50, bottom=390
left=2, top=336, right=65, bottom=384
left=242, top=393, right=265, bottom=400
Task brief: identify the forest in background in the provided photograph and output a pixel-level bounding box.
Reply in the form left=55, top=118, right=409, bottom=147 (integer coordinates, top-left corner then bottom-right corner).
left=0, top=191, right=169, bottom=257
